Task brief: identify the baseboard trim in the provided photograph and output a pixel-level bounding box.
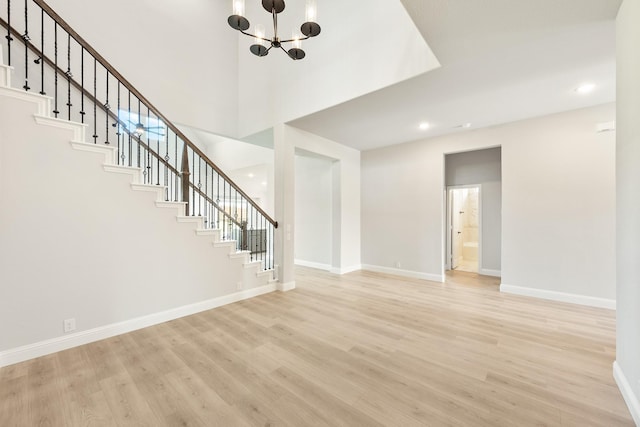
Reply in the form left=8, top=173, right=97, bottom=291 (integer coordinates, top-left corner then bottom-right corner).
left=277, top=281, right=296, bottom=292
left=294, top=259, right=332, bottom=271
left=499, top=283, right=616, bottom=310
left=613, top=361, right=640, bottom=426
left=479, top=268, right=501, bottom=277
left=0, top=283, right=277, bottom=368
left=361, top=264, right=444, bottom=283
left=330, top=264, right=362, bottom=275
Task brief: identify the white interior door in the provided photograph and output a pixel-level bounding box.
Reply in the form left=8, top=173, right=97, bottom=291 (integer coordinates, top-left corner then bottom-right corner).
left=450, top=189, right=463, bottom=269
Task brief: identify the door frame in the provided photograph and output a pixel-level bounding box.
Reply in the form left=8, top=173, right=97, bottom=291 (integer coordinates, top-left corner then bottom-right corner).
left=445, top=184, right=482, bottom=272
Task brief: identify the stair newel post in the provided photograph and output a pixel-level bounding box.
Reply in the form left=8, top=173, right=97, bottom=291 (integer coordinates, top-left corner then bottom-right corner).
left=181, top=142, right=190, bottom=216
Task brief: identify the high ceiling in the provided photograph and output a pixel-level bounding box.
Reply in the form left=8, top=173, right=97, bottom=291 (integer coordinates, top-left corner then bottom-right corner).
left=43, top=0, right=622, bottom=153
left=287, top=0, right=622, bottom=151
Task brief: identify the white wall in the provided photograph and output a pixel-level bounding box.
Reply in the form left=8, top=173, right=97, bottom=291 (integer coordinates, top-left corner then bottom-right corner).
left=615, top=0, right=640, bottom=423
left=445, top=147, right=502, bottom=273
left=237, top=0, right=439, bottom=138
left=362, top=103, right=616, bottom=304
left=0, top=89, right=264, bottom=363
left=44, top=0, right=240, bottom=138
left=295, top=153, right=333, bottom=269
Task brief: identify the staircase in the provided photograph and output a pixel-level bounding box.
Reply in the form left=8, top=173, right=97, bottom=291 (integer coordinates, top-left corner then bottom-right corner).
left=0, top=1, right=281, bottom=368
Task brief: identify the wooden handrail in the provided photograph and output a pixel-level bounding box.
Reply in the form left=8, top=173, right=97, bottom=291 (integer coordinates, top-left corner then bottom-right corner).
left=0, top=16, right=183, bottom=178
left=33, top=0, right=277, bottom=227
left=1, top=13, right=255, bottom=230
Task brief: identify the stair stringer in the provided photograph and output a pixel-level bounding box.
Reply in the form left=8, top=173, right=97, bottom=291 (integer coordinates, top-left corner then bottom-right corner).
left=0, top=64, right=278, bottom=368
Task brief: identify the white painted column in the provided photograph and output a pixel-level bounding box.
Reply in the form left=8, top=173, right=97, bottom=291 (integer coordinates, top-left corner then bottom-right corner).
left=273, top=124, right=296, bottom=290
left=614, top=0, right=640, bottom=424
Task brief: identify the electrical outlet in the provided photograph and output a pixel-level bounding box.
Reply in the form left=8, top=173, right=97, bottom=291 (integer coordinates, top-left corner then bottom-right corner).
left=63, top=318, right=76, bottom=333
left=395, top=261, right=401, bottom=269
left=236, top=282, right=243, bottom=291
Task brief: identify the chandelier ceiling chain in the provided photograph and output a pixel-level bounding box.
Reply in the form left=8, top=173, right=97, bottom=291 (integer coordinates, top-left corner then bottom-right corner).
left=228, top=0, right=321, bottom=60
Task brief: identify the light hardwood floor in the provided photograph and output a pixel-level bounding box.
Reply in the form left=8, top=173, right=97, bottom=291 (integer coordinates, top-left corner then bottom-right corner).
left=0, top=267, right=633, bottom=426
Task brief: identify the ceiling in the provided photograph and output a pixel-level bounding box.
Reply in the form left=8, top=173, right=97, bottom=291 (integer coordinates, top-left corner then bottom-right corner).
left=286, top=0, right=622, bottom=151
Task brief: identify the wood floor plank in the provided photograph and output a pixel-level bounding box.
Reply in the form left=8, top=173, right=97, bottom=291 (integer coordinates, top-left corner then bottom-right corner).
left=0, top=267, right=634, bottom=426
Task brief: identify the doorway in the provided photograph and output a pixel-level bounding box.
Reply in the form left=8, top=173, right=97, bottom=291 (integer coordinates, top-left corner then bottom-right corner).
left=447, top=186, right=481, bottom=273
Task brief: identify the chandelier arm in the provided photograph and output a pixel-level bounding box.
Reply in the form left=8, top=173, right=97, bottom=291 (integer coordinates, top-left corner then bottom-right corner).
left=239, top=29, right=273, bottom=43
left=239, top=30, right=257, bottom=38
left=280, top=45, right=296, bottom=60
left=279, top=36, right=311, bottom=43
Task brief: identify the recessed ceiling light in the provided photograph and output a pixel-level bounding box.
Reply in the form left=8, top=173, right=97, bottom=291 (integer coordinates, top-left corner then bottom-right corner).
left=575, top=83, right=596, bottom=94
left=248, top=173, right=254, bottom=178
left=261, top=181, right=267, bottom=186
left=419, top=122, right=430, bottom=130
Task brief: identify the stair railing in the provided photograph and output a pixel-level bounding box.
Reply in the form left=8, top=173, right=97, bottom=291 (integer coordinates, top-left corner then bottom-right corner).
left=1, top=0, right=277, bottom=272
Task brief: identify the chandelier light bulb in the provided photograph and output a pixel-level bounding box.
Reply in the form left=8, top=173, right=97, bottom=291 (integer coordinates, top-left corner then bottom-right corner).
left=292, top=31, right=302, bottom=49
left=255, top=25, right=266, bottom=46
left=305, top=0, right=317, bottom=22
left=233, top=0, right=245, bottom=17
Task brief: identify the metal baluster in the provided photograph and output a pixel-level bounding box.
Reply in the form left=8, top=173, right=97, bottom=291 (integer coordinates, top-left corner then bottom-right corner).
left=205, top=163, right=208, bottom=227
left=22, top=0, right=29, bottom=91
left=136, top=99, right=141, bottom=167
left=145, top=106, right=150, bottom=183
left=156, top=115, right=160, bottom=186
left=249, top=206, right=254, bottom=260
left=216, top=172, right=220, bottom=229
left=37, top=9, right=44, bottom=94
left=174, top=134, right=178, bottom=202
left=144, top=140, right=149, bottom=184
left=236, top=196, right=244, bottom=250
left=212, top=167, right=216, bottom=229
left=104, top=71, right=110, bottom=144
left=259, top=214, right=262, bottom=263
left=79, top=47, right=84, bottom=122
left=116, top=82, right=122, bottom=164
left=198, top=158, right=202, bottom=217
left=127, top=91, right=132, bottom=167
left=53, top=22, right=58, bottom=117
left=164, top=127, right=169, bottom=200
left=66, top=34, right=72, bottom=119
left=181, top=143, right=190, bottom=216
left=191, top=149, right=195, bottom=216
left=92, top=58, right=97, bottom=143
left=142, top=118, right=147, bottom=182
left=245, top=200, right=249, bottom=252
left=5, top=0, right=12, bottom=66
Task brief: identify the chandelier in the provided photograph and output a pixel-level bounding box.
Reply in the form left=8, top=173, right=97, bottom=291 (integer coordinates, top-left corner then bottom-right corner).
left=228, top=0, right=321, bottom=60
